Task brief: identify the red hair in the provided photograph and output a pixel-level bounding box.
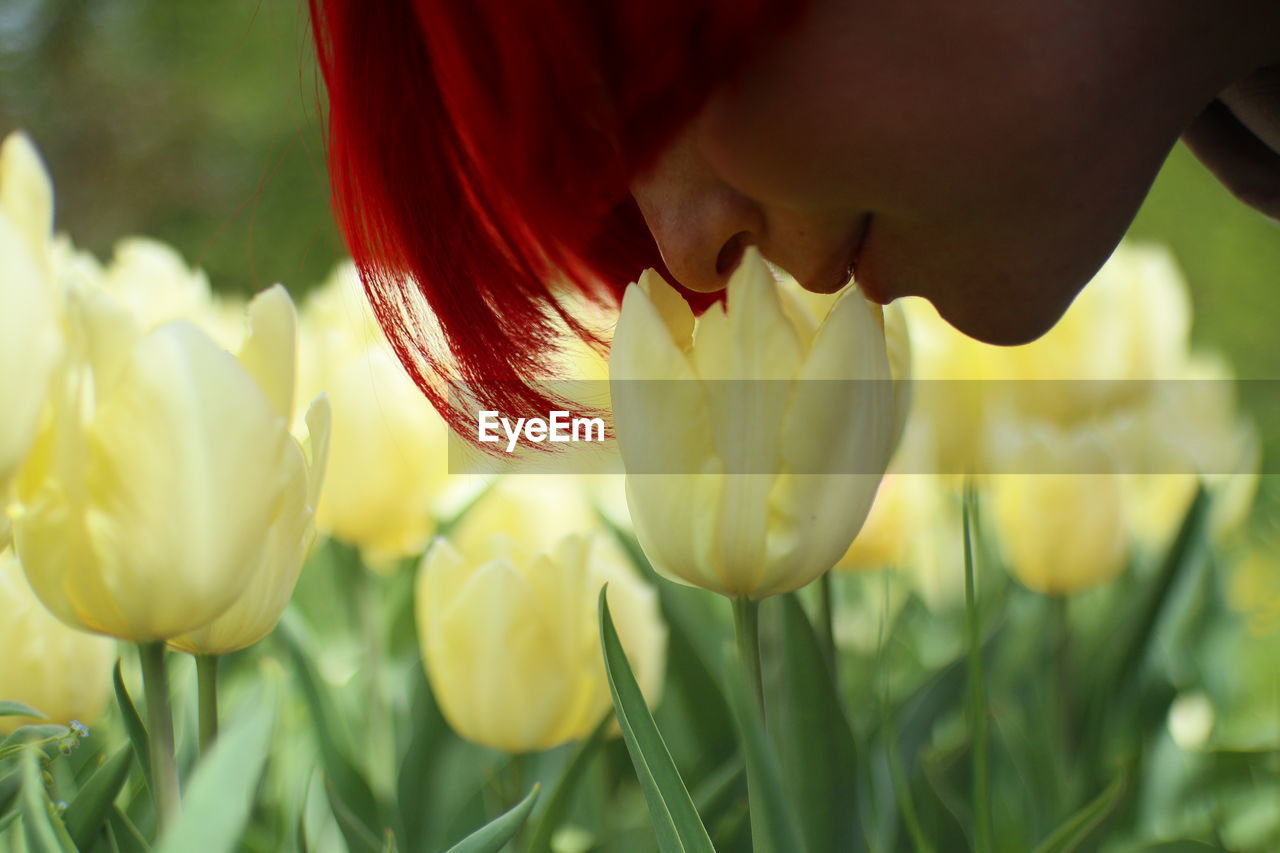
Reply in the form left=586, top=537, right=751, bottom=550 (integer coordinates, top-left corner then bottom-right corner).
left=308, top=0, right=805, bottom=435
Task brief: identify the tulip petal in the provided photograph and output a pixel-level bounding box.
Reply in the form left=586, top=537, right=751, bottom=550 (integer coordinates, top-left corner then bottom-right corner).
left=0, top=212, right=60, bottom=488
left=0, top=132, right=53, bottom=256
left=20, top=321, right=290, bottom=640
left=238, top=285, right=297, bottom=420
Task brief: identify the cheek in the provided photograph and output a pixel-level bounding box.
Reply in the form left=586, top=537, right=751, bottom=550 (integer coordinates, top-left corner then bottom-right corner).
left=695, top=0, right=1076, bottom=218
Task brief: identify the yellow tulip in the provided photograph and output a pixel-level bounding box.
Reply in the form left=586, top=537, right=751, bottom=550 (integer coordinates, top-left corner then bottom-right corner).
left=609, top=248, right=901, bottom=598
left=0, top=134, right=62, bottom=505
left=992, top=472, right=1128, bottom=596
left=834, top=474, right=915, bottom=571
left=298, top=262, right=450, bottom=565
left=13, top=282, right=296, bottom=641
left=168, top=315, right=332, bottom=655
left=988, top=423, right=1129, bottom=595
left=0, top=549, right=115, bottom=734
left=416, top=477, right=665, bottom=752
left=97, top=239, right=233, bottom=343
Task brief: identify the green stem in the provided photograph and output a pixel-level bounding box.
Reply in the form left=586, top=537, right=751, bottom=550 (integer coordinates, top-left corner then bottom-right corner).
left=358, top=561, right=393, bottom=798
left=1052, top=598, right=1072, bottom=737
left=196, top=654, right=219, bottom=755
left=817, top=572, right=837, bottom=674
left=963, top=491, right=992, bottom=853
left=731, top=597, right=764, bottom=716
left=137, top=642, right=180, bottom=830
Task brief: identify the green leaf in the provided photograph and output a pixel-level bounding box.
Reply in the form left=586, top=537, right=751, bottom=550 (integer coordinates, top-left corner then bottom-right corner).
left=1031, top=773, right=1126, bottom=853
left=763, top=594, right=863, bottom=853
left=277, top=609, right=386, bottom=853
left=604, top=517, right=739, bottom=782
left=113, top=660, right=152, bottom=793
left=20, top=748, right=77, bottom=853
left=963, top=486, right=993, bottom=853
left=107, top=804, right=153, bottom=853
left=599, top=588, right=715, bottom=853
left=395, top=665, right=449, bottom=851
left=444, top=784, right=540, bottom=853
left=0, top=766, right=20, bottom=817
left=155, top=688, right=277, bottom=853
left=64, top=746, right=135, bottom=849
left=0, top=701, right=46, bottom=719
left=1088, top=488, right=1208, bottom=724
left=722, top=644, right=807, bottom=853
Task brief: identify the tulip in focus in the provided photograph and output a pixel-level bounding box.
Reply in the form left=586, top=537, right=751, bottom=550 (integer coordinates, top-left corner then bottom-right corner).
left=168, top=319, right=332, bottom=655
left=416, top=477, right=665, bottom=752
left=610, top=248, right=901, bottom=598
left=0, top=549, right=115, bottom=733
left=13, top=282, right=297, bottom=641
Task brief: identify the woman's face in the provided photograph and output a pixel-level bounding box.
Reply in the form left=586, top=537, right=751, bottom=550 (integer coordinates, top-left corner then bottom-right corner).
left=629, top=0, right=1230, bottom=345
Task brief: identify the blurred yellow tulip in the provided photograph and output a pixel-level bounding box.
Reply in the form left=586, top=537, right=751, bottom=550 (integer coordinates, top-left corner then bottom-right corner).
left=12, top=282, right=297, bottom=641
left=0, top=549, right=115, bottom=734
left=610, top=248, right=901, bottom=598
left=416, top=477, right=665, bottom=752
left=0, top=133, right=62, bottom=509
left=298, top=263, right=451, bottom=566
left=97, top=238, right=237, bottom=344
left=988, top=424, right=1129, bottom=595
left=834, top=474, right=914, bottom=571
left=1228, top=548, right=1280, bottom=637
left=992, top=472, right=1128, bottom=595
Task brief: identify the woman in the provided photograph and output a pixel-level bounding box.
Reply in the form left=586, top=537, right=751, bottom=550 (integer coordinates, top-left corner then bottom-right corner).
left=308, top=0, right=1280, bottom=428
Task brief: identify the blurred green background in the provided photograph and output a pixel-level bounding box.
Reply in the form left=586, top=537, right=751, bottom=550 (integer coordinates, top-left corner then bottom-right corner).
left=2, top=0, right=1277, bottom=502
left=0, top=0, right=343, bottom=300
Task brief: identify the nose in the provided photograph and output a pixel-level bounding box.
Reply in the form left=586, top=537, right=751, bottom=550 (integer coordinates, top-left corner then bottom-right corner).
left=630, top=135, right=766, bottom=293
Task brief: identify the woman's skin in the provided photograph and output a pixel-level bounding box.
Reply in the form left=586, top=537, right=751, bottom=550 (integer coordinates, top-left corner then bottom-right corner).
left=629, top=0, right=1280, bottom=346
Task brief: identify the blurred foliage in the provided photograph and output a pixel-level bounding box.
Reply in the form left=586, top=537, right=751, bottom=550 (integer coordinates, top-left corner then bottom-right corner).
left=0, top=0, right=343, bottom=300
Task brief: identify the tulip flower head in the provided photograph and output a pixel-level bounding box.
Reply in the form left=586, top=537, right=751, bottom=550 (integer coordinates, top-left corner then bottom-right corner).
left=416, top=477, right=665, bottom=753
left=12, top=281, right=298, bottom=641
left=610, top=248, right=901, bottom=598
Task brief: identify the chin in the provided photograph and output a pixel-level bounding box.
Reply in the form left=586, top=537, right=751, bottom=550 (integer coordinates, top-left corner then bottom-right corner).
left=932, top=291, right=1073, bottom=346
left=862, top=219, right=1114, bottom=347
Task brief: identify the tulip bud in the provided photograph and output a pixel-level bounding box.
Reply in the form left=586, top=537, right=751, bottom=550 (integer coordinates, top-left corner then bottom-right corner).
left=168, top=289, right=332, bottom=656
left=12, top=277, right=296, bottom=641
left=298, top=263, right=450, bottom=566
left=609, top=248, right=900, bottom=598
left=0, top=549, right=115, bottom=734
left=416, top=477, right=665, bottom=752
